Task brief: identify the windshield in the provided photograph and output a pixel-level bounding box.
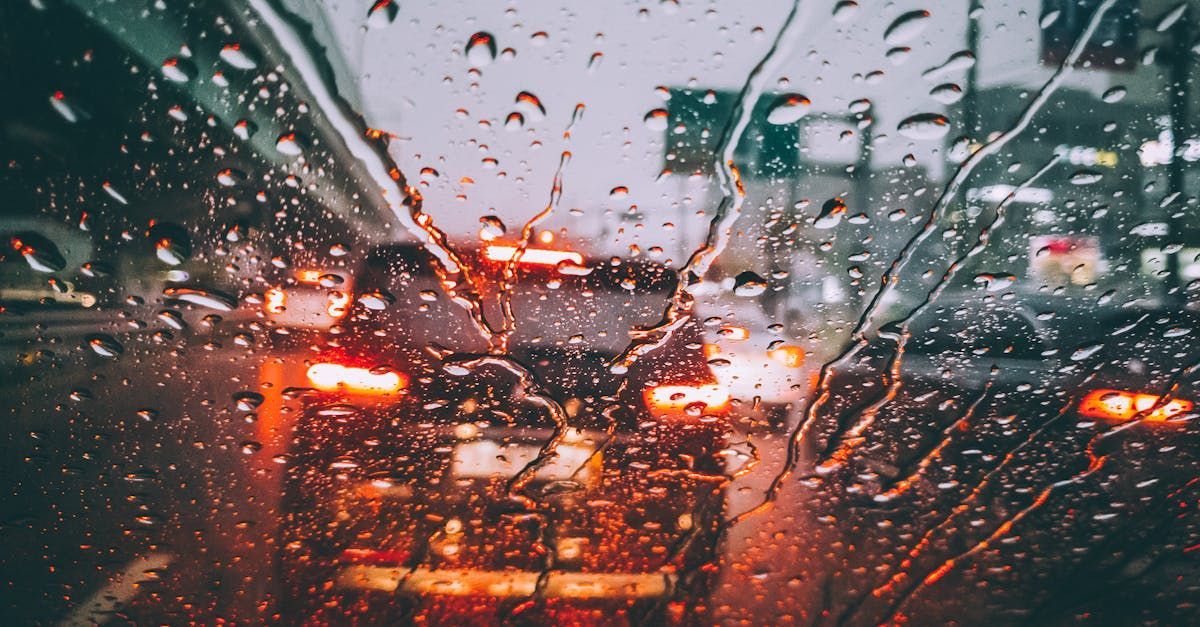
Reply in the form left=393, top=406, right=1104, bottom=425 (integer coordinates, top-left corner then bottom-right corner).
left=3, top=0, right=1200, bottom=624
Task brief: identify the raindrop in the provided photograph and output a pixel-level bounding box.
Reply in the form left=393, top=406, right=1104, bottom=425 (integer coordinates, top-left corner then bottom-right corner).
left=330, top=243, right=351, bottom=257
left=233, top=119, right=257, bottom=140
left=514, top=91, right=546, bottom=122
left=505, top=112, right=525, bottom=131
left=832, top=1, right=858, bottom=23
left=102, top=181, right=129, bottom=204
left=886, top=46, right=911, bottom=65
left=765, top=94, right=811, bottom=125
left=1070, top=170, right=1103, bottom=185
left=358, top=290, right=395, bottom=310
left=219, top=44, right=258, bottom=70
left=644, top=108, right=669, bottom=131
left=479, top=215, right=506, bottom=240
left=150, top=223, right=191, bottom=266
left=234, top=391, right=264, bottom=411
left=1040, top=9, right=1061, bottom=29
left=240, top=441, right=263, bottom=455
left=157, top=309, right=187, bottom=330
left=1071, top=343, right=1104, bottom=361
left=160, top=57, right=195, bottom=83
left=162, top=286, right=238, bottom=311
left=897, top=113, right=950, bottom=140
left=366, top=0, right=398, bottom=28
left=884, top=10, right=931, bottom=45
left=9, top=233, right=65, bottom=273
left=929, top=83, right=963, bottom=104
left=848, top=98, right=871, bottom=114
left=85, top=334, right=123, bottom=358
left=465, top=32, right=497, bottom=67
left=1156, top=3, right=1188, bottom=32
left=815, top=197, right=847, bottom=229
left=610, top=186, right=629, bottom=199
left=733, top=271, right=768, bottom=297
left=275, top=133, right=303, bottom=156
left=973, top=272, right=1015, bottom=292
left=1102, top=86, right=1126, bottom=103
left=216, top=168, right=246, bottom=187
left=49, top=91, right=84, bottom=123
left=921, top=50, right=975, bottom=81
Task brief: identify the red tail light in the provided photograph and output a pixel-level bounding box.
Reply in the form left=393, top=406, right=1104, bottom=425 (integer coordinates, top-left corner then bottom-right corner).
left=484, top=244, right=584, bottom=267
left=307, top=363, right=406, bottom=394
left=1079, top=389, right=1193, bottom=423
left=644, top=383, right=730, bottom=413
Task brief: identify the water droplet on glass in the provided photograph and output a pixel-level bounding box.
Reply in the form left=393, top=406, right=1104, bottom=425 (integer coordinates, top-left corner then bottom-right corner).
left=1071, top=343, right=1104, bottom=361
left=160, top=57, right=195, bottom=83
left=1156, top=3, right=1188, bottom=32
left=275, top=132, right=303, bottom=156
left=219, top=44, right=258, bottom=70
left=832, top=1, right=859, bottom=23
left=815, top=197, right=847, bottom=229
left=102, top=181, right=129, bottom=204
left=234, top=391, right=264, bottom=411
left=157, top=309, right=187, bottom=330
left=85, top=334, right=123, bottom=358
left=1070, top=170, right=1103, bottom=185
left=233, top=119, right=257, bottom=140
left=9, top=233, right=65, bottom=273
left=897, top=113, right=950, bottom=140
left=765, top=94, right=811, bottom=125
left=1040, top=9, right=1061, bottom=29
left=465, top=32, right=497, bottom=67
left=884, top=10, right=931, bottom=45
left=163, top=286, right=237, bottom=311
left=514, top=91, right=546, bottom=122
left=921, top=50, right=975, bottom=81
left=610, top=186, right=629, bottom=200
left=217, top=168, right=246, bottom=187
left=733, top=271, right=768, bottom=297
left=929, top=83, right=963, bottom=104
left=644, top=108, right=669, bottom=131
left=479, top=215, right=506, bottom=240
left=973, top=272, right=1016, bottom=292
left=49, top=91, right=83, bottom=123
left=1102, top=86, right=1126, bottom=103
left=848, top=98, right=871, bottom=114
left=359, top=290, right=395, bottom=310
left=505, top=111, right=525, bottom=131
left=366, top=0, right=398, bottom=28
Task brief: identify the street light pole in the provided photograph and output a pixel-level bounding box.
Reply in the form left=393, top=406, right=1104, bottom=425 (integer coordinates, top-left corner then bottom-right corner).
left=1164, top=7, right=1191, bottom=306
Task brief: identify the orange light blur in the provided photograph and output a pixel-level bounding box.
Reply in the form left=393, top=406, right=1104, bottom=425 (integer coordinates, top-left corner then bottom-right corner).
left=644, top=383, right=730, bottom=413
left=484, top=245, right=583, bottom=267
left=327, top=291, right=350, bottom=318
left=768, top=345, right=806, bottom=368
left=264, top=287, right=286, bottom=314
left=720, top=326, right=750, bottom=341
left=1079, top=389, right=1193, bottom=423
left=703, top=344, right=721, bottom=360
left=307, top=363, right=406, bottom=394
left=295, top=269, right=323, bottom=284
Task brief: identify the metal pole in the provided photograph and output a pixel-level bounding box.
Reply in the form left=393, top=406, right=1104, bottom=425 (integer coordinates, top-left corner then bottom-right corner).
left=1165, top=9, right=1190, bottom=306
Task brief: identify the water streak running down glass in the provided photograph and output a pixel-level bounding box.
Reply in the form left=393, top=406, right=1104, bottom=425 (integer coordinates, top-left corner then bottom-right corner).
left=2, top=0, right=1199, bottom=624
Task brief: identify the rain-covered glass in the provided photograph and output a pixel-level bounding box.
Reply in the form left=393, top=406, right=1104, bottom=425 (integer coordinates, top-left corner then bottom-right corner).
left=3, top=0, right=1199, bottom=624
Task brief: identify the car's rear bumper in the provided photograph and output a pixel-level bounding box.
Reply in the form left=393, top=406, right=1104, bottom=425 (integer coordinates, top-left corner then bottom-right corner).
left=337, top=566, right=675, bottom=599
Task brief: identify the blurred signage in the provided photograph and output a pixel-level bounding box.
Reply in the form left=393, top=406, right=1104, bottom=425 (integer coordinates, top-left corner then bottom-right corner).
left=1030, top=235, right=1102, bottom=285
left=1041, top=0, right=1138, bottom=71
left=1054, top=143, right=1117, bottom=167
left=665, top=88, right=800, bottom=177
left=966, top=185, right=1054, bottom=204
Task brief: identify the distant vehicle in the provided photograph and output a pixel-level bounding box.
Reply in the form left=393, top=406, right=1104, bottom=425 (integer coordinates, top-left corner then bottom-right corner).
left=277, top=242, right=732, bottom=623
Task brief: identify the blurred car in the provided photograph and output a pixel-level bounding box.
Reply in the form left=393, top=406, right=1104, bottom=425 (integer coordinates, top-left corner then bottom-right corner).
left=276, top=241, right=732, bottom=623
left=257, top=246, right=355, bottom=333
left=698, top=297, right=809, bottom=431
left=815, top=292, right=1200, bottom=498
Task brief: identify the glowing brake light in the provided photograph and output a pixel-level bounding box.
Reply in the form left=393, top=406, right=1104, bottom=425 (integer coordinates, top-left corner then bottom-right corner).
left=484, top=244, right=584, bottom=267
left=644, top=383, right=730, bottom=413
left=295, top=269, right=323, bottom=284
left=1079, top=389, right=1193, bottom=423
left=307, top=363, right=406, bottom=394
left=264, top=287, right=286, bottom=314
left=768, top=345, right=805, bottom=368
